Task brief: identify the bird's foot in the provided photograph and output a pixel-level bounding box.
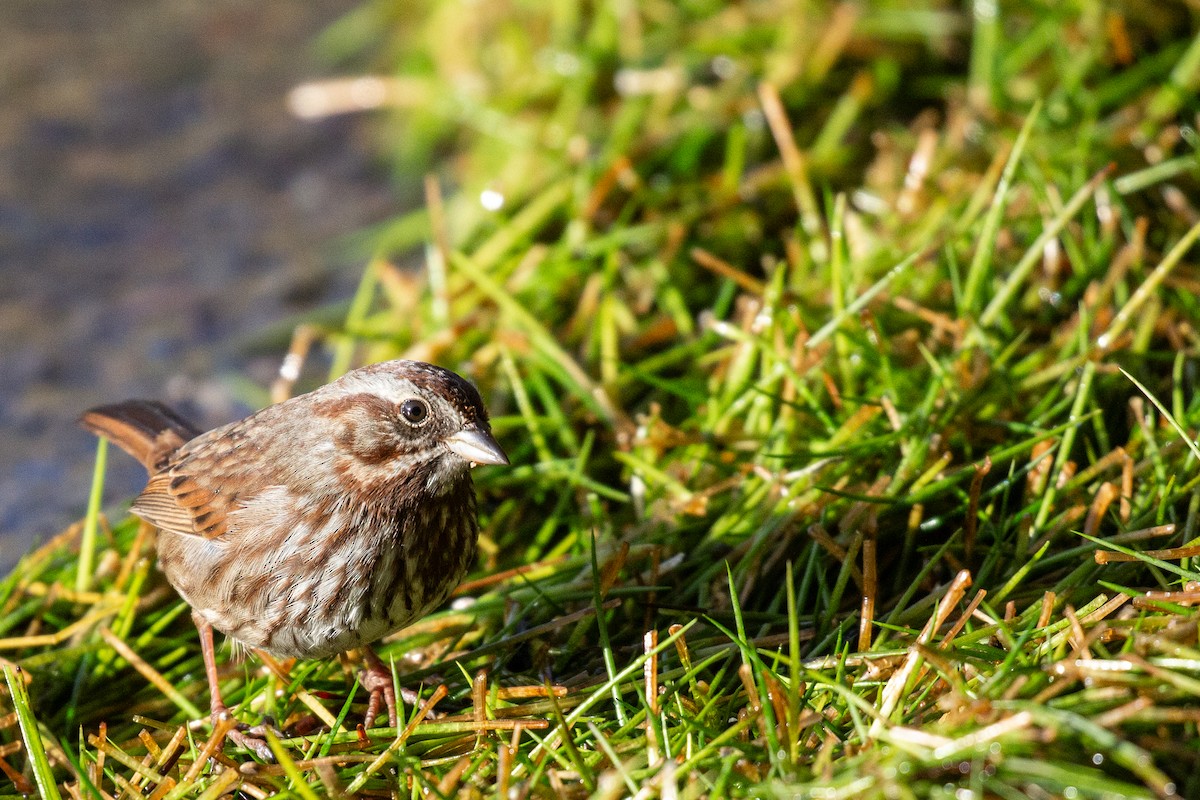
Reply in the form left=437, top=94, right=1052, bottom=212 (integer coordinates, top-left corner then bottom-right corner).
left=211, top=707, right=280, bottom=762
left=358, top=658, right=398, bottom=731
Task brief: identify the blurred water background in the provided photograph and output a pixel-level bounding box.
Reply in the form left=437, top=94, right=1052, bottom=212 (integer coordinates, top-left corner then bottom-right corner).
left=0, top=0, right=395, bottom=567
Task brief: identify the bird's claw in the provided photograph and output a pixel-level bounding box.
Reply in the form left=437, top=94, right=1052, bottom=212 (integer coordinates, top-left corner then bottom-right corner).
left=358, top=662, right=398, bottom=730
left=212, top=708, right=281, bottom=762
left=226, top=728, right=274, bottom=762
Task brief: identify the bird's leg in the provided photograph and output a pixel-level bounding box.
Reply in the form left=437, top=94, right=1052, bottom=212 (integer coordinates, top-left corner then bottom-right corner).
left=193, top=611, right=273, bottom=761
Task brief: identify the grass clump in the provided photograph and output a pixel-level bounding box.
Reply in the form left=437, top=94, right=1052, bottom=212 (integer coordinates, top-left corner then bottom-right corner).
left=5, top=1, right=1200, bottom=797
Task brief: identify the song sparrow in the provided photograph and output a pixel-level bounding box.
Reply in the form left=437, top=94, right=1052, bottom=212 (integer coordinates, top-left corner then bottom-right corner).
left=80, top=360, right=508, bottom=758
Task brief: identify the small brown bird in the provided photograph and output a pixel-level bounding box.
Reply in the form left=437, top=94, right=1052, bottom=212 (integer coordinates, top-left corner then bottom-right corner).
left=80, top=360, right=507, bottom=758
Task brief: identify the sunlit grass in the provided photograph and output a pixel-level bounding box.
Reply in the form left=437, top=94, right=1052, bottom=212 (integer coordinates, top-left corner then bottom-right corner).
left=4, top=1, right=1200, bottom=797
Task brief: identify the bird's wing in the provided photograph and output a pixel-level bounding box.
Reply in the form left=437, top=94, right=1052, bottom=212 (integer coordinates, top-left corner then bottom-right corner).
left=131, top=470, right=242, bottom=539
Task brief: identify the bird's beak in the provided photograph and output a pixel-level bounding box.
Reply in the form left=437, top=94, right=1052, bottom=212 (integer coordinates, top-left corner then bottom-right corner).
left=444, top=426, right=509, bottom=467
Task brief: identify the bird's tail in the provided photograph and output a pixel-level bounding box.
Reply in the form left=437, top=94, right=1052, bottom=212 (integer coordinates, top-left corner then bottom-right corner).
left=79, top=400, right=201, bottom=472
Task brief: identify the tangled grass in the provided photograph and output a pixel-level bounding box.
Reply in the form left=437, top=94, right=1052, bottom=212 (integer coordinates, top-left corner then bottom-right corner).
left=4, top=1, right=1200, bottom=797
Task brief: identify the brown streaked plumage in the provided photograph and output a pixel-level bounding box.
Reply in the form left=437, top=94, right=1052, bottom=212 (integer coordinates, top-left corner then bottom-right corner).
left=80, top=360, right=508, bottom=759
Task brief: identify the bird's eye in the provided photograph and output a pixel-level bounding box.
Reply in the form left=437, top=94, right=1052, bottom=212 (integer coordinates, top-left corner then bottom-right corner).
left=399, top=398, right=429, bottom=425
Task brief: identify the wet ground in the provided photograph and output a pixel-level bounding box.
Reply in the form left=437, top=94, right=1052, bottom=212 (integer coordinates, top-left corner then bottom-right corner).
left=0, top=1, right=396, bottom=566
